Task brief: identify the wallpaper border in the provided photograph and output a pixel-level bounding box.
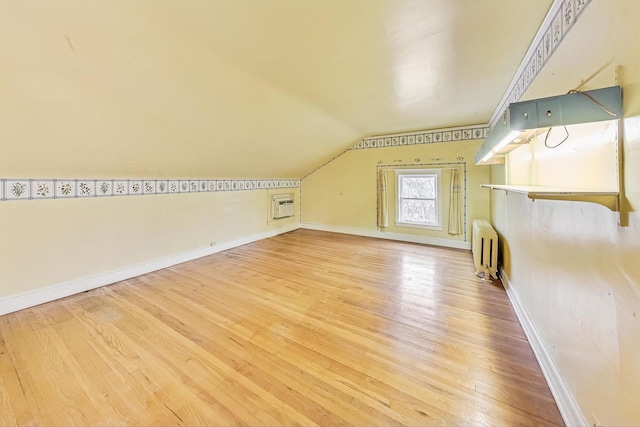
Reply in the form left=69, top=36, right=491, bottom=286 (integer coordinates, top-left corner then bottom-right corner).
left=350, top=124, right=491, bottom=151
left=489, top=0, right=592, bottom=128
left=0, top=178, right=300, bottom=202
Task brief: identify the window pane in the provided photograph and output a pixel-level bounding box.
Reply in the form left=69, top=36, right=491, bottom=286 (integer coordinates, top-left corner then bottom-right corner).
left=400, top=199, right=436, bottom=224
left=400, top=176, right=435, bottom=199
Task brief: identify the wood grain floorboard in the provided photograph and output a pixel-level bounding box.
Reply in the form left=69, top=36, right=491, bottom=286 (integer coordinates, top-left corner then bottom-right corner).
left=0, top=229, right=564, bottom=426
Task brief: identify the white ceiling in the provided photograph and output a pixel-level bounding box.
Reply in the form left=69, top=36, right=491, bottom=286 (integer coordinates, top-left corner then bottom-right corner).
left=0, top=0, right=552, bottom=178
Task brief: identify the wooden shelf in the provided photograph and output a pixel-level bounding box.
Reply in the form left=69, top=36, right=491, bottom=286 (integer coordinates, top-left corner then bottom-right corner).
left=481, top=184, right=620, bottom=211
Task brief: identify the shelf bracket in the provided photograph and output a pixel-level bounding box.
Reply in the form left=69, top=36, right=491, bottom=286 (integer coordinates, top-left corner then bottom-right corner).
left=481, top=185, right=620, bottom=212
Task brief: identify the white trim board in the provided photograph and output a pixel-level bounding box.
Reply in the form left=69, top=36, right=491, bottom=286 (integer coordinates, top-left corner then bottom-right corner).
left=301, top=223, right=471, bottom=250
left=499, top=268, right=588, bottom=427
left=0, top=224, right=301, bottom=316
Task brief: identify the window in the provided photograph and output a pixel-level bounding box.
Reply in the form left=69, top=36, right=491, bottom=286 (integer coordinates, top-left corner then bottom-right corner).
left=396, top=170, right=441, bottom=229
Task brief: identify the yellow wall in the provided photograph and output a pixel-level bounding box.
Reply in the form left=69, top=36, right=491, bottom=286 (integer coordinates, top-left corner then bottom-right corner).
left=489, top=1, right=640, bottom=424
left=0, top=2, right=362, bottom=180
left=0, top=189, right=300, bottom=301
left=301, top=138, right=490, bottom=246
left=2, top=1, right=637, bottom=424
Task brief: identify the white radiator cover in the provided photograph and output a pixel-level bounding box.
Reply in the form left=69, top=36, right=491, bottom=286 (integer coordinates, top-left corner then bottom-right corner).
left=472, top=219, right=498, bottom=279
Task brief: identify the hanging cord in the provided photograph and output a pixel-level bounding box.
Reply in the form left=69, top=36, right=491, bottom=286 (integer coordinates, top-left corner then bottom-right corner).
left=567, top=89, right=618, bottom=117
left=544, top=125, right=570, bottom=149
left=544, top=88, right=618, bottom=149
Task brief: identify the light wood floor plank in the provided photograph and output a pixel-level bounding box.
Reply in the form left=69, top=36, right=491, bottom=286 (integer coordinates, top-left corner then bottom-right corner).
left=0, top=229, right=564, bottom=425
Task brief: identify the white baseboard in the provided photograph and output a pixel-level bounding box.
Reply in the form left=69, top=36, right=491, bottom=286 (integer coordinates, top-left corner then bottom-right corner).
left=500, top=268, right=588, bottom=427
left=0, top=223, right=301, bottom=316
left=301, top=223, right=471, bottom=250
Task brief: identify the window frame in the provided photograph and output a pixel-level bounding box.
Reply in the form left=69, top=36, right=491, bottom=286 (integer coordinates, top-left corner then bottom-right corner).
left=395, top=169, right=442, bottom=230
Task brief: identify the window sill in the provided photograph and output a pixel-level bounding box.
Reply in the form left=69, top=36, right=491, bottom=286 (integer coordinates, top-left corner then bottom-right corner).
left=395, top=222, right=443, bottom=231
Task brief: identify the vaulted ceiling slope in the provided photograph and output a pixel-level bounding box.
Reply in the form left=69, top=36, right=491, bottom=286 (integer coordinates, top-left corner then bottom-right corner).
left=0, top=0, right=551, bottom=179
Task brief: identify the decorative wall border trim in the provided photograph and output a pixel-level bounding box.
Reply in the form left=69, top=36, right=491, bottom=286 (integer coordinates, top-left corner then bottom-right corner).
left=350, top=124, right=490, bottom=151
left=0, top=223, right=301, bottom=316
left=500, top=268, right=588, bottom=427
left=489, top=0, right=592, bottom=128
left=0, top=178, right=300, bottom=202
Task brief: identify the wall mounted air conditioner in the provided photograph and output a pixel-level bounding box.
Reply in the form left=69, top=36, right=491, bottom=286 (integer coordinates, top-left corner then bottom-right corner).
left=272, top=194, right=294, bottom=219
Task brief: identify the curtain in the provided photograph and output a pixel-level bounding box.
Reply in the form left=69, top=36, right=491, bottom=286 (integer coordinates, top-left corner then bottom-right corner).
left=448, top=169, right=463, bottom=235
left=377, top=169, right=389, bottom=228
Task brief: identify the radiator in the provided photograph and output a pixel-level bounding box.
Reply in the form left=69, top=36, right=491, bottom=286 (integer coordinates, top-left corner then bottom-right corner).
left=472, top=219, right=498, bottom=280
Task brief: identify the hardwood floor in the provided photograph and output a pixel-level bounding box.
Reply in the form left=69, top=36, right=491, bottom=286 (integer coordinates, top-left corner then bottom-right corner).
left=0, top=229, right=564, bottom=426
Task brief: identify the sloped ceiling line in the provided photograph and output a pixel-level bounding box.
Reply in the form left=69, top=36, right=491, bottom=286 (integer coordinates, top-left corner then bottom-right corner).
left=489, top=0, right=592, bottom=129
left=0, top=178, right=300, bottom=202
